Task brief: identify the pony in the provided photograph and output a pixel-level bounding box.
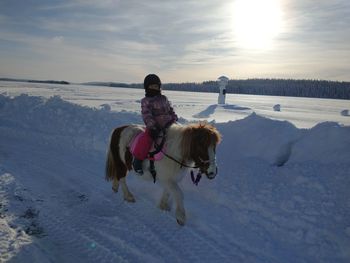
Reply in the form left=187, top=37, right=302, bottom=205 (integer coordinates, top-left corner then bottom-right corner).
left=105, top=122, right=221, bottom=225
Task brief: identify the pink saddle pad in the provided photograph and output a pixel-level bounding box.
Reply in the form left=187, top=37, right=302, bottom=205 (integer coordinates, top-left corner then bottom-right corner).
left=129, top=132, right=165, bottom=161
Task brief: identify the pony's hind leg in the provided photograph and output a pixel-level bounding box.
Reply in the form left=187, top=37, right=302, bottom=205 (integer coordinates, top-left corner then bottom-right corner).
left=159, top=190, right=171, bottom=211
left=120, top=177, right=135, bottom=202
left=111, top=171, right=134, bottom=202
left=112, top=178, right=119, bottom=192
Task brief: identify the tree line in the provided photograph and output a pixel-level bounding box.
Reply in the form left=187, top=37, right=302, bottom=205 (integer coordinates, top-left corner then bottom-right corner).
left=101, top=79, right=350, bottom=100
left=2, top=77, right=349, bottom=99
left=126, top=79, right=350, bottom=100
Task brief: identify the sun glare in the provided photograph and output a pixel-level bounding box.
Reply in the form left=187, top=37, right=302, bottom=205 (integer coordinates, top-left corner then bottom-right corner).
left=233, top=0, right=283, bottom=50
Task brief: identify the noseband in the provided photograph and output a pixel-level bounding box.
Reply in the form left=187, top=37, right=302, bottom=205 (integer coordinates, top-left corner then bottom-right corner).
left=198, top=156, right=217, bottom=168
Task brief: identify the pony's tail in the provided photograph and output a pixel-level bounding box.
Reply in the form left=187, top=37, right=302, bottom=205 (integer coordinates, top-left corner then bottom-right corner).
left=105, top=126, right=130, bottom=181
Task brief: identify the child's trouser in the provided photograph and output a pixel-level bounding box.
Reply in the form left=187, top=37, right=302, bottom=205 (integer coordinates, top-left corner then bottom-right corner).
left=132, top=128, right=153, bottom=160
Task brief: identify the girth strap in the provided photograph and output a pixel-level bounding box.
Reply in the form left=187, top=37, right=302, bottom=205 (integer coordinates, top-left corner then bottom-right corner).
left=147, top=128, right=167, bottom=184
left=149, top=159, right=157, bottom=183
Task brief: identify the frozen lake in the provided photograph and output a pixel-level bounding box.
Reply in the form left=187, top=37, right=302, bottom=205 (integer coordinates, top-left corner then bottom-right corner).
left=1, top=81, right=349, bottom=128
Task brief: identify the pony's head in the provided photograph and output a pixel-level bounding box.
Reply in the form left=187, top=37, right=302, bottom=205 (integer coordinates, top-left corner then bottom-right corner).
left=181, top=122, right=221, bottom=179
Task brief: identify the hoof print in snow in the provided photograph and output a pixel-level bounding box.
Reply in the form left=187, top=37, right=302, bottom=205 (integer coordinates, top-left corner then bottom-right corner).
left=24, top=221, right=46, bottom=238
left=0, top=203, right=8, bottom=218
left=14, top=195, right=24, bottom=202
left=20, top=208, right=46, bottom=238
left=20, top=208, right=39, bottom=219
left=78, top=194, right=88, bottom=202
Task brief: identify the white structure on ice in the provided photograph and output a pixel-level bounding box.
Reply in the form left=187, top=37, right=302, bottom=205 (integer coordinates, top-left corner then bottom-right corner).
left=218, top=76, right=229, bottom=105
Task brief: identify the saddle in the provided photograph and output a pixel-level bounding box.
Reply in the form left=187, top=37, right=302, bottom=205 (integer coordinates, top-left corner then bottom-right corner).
left=129, top=130, right=167, bottom=183
left=129, top=132, right=166, bottom=161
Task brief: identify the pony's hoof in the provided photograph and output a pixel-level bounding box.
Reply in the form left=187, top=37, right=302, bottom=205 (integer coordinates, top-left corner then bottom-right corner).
left=124, top=195, right=136, bottom=203
left=159, top=202, right=171, bottom=211
left=176, top=219, right=185, bottom=226
left=112, top=186, right=118, bottom=193
left=176, top=209, right=186, bottom=226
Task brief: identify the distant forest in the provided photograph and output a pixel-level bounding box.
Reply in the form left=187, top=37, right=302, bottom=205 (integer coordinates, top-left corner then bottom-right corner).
left=1, top=77, right=350, bottom=100
left=89, top=79, right=350, bottom=100
left=0, top=78, right=69, bottom=85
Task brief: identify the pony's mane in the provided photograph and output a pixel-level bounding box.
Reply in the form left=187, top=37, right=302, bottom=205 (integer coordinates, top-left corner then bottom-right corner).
left=179, top=122, right=221, bottom=161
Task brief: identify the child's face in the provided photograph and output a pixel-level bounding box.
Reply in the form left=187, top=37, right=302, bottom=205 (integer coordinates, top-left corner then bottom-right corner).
left=148, top=84, right=160, bottom=91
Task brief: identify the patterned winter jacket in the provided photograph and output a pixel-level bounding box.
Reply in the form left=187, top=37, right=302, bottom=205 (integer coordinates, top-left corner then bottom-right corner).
left=141, top=95, right=178, bottom=129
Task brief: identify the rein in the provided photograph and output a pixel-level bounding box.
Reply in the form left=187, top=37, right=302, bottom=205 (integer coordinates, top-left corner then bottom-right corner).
left=153, top=134, right=198, bottom=169
left=162, top=150, right=199, bottom=169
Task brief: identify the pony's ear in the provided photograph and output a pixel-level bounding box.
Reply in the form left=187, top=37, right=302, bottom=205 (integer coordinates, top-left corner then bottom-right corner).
left=198, top=120, right=208, bottom=128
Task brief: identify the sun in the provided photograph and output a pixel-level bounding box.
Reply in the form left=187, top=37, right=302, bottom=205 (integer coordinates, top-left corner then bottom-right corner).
left=232, top=0, right=283, bottom=50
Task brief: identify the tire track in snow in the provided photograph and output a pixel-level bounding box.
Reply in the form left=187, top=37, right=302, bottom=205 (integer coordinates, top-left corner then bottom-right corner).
left=39, top=205, right=130, bottom=263
left=38, top=189, right=172, bottom=263
left=114, top=193, right=245, bottom=262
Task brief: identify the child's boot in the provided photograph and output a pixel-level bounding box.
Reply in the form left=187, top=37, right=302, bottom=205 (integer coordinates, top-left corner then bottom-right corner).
left=132, top=158, right=143, bottom=175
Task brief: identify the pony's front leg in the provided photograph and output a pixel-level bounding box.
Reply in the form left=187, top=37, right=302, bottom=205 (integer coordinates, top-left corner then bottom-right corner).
left=120, top=177, right=135, bottom=203
left=159, top=190, right=171, bottom=211
left=167, top=181, right=186, bottom=226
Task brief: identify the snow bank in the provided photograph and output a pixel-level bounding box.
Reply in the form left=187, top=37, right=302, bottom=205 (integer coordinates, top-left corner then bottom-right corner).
left=1, top=94, right=348, bottom=166
left=0, top=94, right=142, bottom=151
left=216, top=113, right=302, bottom=166
left=290, top=122, right=350, bottom=164
left=216, top=112, right=350, bottom=166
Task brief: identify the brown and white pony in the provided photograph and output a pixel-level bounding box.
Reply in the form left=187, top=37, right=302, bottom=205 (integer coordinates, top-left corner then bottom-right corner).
left=105, top=122, right=221, bottom=225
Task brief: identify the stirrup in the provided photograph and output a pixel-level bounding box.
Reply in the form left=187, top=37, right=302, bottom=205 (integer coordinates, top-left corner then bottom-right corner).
left=134, top=169, right=143, bottom=175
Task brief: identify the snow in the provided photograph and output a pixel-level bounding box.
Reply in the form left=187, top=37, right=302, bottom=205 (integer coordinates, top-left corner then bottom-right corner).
left=0, top=82, right=350, bottom=263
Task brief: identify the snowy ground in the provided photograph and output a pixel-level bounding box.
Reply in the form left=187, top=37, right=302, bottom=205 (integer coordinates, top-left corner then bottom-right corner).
left=0, top=82, right=350, bottom=263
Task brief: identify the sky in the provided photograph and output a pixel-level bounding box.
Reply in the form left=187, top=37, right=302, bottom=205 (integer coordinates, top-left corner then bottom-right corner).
left=0, top=0, right=350, bottom=83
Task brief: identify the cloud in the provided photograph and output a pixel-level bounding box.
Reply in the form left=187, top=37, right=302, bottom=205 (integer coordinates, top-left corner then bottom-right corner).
left=52, top=36, right=64, bottom=44
left=38, top=0, right=121, bottom=11
left=0, top=0, right=350, bottom=82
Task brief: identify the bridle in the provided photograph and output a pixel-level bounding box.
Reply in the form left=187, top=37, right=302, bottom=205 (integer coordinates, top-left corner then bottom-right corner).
left=153, top=131, right=217, bottom=185
left=162, top=149, right=217, bottom=186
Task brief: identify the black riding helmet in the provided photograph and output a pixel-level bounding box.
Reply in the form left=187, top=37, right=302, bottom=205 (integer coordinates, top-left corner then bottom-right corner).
left=144, top=74, right=161, bottom=89
left=144, top=74, right=161, bottom=97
